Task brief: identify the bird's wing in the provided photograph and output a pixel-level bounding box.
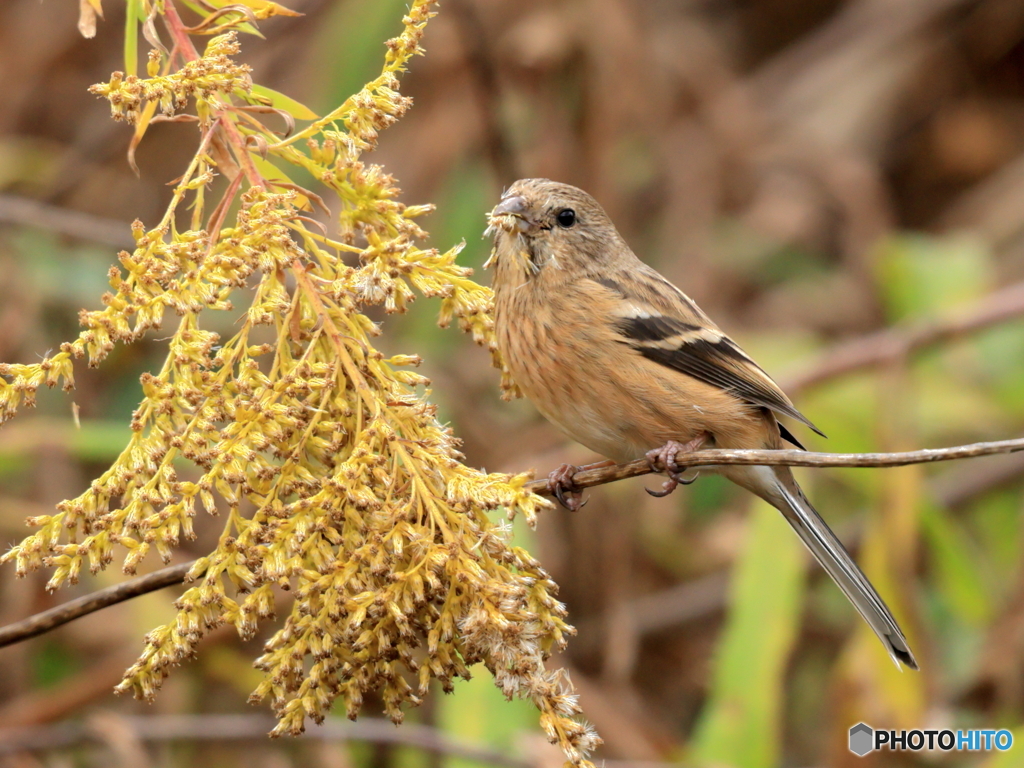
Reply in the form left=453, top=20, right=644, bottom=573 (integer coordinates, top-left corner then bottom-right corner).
left=592, top=273, right=824, bottom=437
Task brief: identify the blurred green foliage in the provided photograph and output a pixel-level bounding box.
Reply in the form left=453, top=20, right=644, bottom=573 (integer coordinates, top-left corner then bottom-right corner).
left=692, top=501, right=804, bottom=768
left=4, top=0, right=1024, bottom=767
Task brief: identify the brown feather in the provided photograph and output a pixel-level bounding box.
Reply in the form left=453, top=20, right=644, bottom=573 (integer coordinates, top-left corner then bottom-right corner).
left=485, top=178, right=916, bottom=669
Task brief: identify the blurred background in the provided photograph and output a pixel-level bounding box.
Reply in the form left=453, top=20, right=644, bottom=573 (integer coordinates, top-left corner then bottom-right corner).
left=3, top=0, right=1024, bottom=766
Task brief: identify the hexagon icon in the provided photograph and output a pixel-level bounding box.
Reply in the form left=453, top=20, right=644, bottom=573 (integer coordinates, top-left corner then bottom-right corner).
left=849, top=723, right=874, bottom=757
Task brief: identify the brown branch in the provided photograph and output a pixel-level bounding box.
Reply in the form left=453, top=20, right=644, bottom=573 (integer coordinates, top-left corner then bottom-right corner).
left=162, top=0, right=201, bottom=63
left=2, top=437, right=1023, bottom=649
left=784, top=281, right=1024, bottom=394
left=0, top=714, right=531, bottom=767
left=0, top=652, right=139, bottom=728
left=521, top=436, right=1024, bottom=494
left=931, top=450, right=1024, bottom=509
left=0, top=194, right=135, bottom=250
left=0, top=561, right=192, bottom=649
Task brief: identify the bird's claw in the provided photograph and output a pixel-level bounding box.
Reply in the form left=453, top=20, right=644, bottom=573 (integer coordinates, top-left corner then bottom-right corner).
left=644, top=435, right=708, bottom=498
left=645, top=472, right=699, bottom=498
left=548, top=463, right=588, bottom=511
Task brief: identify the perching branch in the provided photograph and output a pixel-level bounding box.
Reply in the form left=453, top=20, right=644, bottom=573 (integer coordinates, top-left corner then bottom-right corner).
left=520, top=436, right=1024, bottom=493
left=1, top=436, right=1022, bottom=650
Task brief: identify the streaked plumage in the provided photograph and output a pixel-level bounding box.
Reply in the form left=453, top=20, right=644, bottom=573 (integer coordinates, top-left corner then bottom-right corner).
left=486, top=178, right=917, bottom=670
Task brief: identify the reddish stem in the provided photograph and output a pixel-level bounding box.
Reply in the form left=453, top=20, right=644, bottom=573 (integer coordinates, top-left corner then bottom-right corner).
left=162, top=0, right=200, bottom=62
left=162, top=0, right=266, bottom=191
left=207, top=167, right=244, bottom=244
left=219, top=117, right=266, bottom=190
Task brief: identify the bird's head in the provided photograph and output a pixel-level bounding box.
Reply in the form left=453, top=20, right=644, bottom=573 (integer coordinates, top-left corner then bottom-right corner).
left=485, top=178, right=624, bottom=278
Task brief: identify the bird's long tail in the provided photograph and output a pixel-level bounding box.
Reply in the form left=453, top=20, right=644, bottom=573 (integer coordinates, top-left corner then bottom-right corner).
left=754, top=465, right=918, bottom=670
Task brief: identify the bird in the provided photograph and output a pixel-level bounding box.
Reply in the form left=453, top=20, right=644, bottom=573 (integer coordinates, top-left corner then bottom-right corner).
left=484, top=177, right=918, bottom=670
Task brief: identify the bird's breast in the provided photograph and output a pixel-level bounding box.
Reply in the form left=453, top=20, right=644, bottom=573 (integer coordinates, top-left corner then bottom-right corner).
left=494, top=273, right=674, bottom=461
left=492, top=268, right=772, bottom=462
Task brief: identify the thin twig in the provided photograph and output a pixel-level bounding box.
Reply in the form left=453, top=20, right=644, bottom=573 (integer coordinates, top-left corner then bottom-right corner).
left=931, top=451, right=1024, bottom=509
left=784, top=281, right=1024, bottom=393
left=521, top=436, right=1024, bottom=494
left=0, top=714, right=531, bottom=767
left=574, top=571, right=730, bottom=653
left=0, top=194, right=135, bottom=250
left=1, top=437, right=1023, bottom=649
left=0, top=561, right=192, bottom=648
left=0, top=653, right=136, bottom=727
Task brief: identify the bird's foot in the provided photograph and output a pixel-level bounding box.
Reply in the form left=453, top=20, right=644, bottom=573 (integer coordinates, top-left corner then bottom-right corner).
left=645, top=434, right=709, bottom=497
left=547, top=463, right=588, bottom=511
left=545, top=460, right=614, bottom=510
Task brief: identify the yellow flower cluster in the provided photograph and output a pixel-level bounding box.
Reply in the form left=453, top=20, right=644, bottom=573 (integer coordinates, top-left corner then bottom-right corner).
left=0, top=1, right=596, bottom=765
left=89, top=32, right=252, bottom=123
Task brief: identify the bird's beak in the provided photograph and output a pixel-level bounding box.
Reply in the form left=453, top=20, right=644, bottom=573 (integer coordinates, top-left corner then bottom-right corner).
left=484, top=193, right=537, bottom=272
left=492, top=195, right=527, bottom=217
left=488, top=195, right=531, bottom=233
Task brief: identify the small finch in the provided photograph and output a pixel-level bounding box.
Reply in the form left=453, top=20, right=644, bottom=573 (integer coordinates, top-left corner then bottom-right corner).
left=485, top=178, right=917, bottom=670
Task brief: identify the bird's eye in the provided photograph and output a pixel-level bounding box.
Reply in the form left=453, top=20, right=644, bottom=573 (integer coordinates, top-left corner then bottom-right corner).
left=555, top=209, right=576, bottom=228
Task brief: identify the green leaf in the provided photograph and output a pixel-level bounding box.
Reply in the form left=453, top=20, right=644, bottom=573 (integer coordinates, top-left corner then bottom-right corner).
left=124, top=0, right=140, bottom=77
left=250, top=84, right=319, bottom=121
left=249, top=154, right=316, bottom=212
left=921, top=502, right=993, bottom=627
left=250, top=154, right=293, bottom=184
left=312, top=0, right=408, bottom=114
left=204, top=0, right=302, bottom=18
left=977, top=323, right=1024, bottom=418
left=692, top=500, right=806, bottom=768
left=69, top=420, right=135, bottom=462
left=0, top=419, right=131, bottom=470
left=971, top=490, right=1024, bottom=586
left=874, top=233, right=992, bottom=322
